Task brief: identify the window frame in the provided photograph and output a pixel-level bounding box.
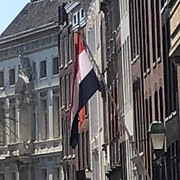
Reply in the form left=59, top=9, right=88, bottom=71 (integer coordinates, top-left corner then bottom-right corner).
left=9, top=68, right=15, bottom=86
left=40, top=60, right=47, bottom=79
left=0, top=71, right=4, bottom=88
left=52, top=56, right=59, bottom=76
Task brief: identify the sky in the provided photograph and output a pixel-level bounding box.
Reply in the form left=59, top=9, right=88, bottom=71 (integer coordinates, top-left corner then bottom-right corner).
left=0, top=0, right=30, bottom=35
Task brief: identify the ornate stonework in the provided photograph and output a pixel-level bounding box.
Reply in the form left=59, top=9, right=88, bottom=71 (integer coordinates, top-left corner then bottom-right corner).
left=0, top=34, right=58, bottom=61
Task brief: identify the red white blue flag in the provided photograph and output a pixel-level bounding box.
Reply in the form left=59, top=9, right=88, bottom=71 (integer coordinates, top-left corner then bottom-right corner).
left=70, top=32, right=100, bottom=148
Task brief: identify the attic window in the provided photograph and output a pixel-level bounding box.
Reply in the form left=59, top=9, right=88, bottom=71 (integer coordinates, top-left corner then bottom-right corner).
left=72, top=9, right=86, bottom=30
left=80, top=8, right=84, bottom=18
left=73, top=14, right=77, bottom=24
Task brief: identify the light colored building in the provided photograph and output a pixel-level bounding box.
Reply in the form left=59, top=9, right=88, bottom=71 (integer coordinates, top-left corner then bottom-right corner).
left=120, top=0, right=135, bottom=179
left=84, top=0, right=136, bottom=179
left=0, top=0, right=64, bottom=179
left=85, top=1, right=107, bottom=180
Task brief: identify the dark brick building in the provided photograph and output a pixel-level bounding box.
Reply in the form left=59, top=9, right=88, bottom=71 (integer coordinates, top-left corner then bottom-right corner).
left=59, top=0, right=180, bottom=180
left=130, top=0, right=180, bottom=179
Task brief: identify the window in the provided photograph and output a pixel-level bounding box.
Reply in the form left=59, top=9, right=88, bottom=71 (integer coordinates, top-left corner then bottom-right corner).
left=0, top=174, right=4, bottom=180
left=64, top=37, right=68, bottom=66
left=53, top=168, right=60, bottom=180
left=53, top=96, right=60, bottom=138
left=68, top=33, right=73, bottom=62
left=66, top=75, right=69, bottom=108
left=53, top=57, right=59, bottom=75
left=86, top=131, right=90, bottom=167
left=79, top=8, right=86, bottom=26
left=9, top=100, right=16, bottom=143
left=69, top=74, right=72, bottom=106
left=82, top=132, right=85, bottom=168
left=40, top=60, right=46, bottom=78
left=0, top=71, right=4, bottom=87
left=0, top=102, right=5, bottom=145
left=72, top=9, right=86, bottom=30
left=11, top=173, right=16, bottom=180
left=159, top=87, right=164, bottom=122
left=156, top=0, right=161, bottom=58
left=145, top=0, right=150, bottom=68
left=63, top=118, right=68, bottom=157
left=9, top=68, right=15, bottom=85
left=42, top=169, right=47, bottom=180
left=129, top=0, right=139, bottom=59
left=63, top=76, right=66, bottom=108
left=60, top=38, right=64, bottom=67
left=60, top=78, right=63, bottom=108
left=80, top=8, right=84, bottom=19
left=73, top=13, right=78, bottom=28
left=40, top=99, right=48, bottom=140
left=73, top=14, right=77, bottom=24
left=151, top=0, right=156, bottom=62
left=154, top=91, right=158, bottom=120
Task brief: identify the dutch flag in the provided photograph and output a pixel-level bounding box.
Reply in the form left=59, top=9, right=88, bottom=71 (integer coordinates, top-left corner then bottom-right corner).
left=70, top=32, right=100, bottom=148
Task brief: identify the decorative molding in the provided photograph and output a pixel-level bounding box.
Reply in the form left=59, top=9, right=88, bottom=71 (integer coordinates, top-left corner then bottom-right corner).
left=0, top=34, right=58, bottom=61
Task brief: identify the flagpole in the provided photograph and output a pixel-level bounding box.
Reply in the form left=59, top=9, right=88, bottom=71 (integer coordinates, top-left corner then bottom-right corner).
left=79, top=30, right=151, bottom=180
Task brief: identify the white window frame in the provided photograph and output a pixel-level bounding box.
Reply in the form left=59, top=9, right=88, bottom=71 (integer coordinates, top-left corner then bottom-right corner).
left=73, top=12, right=78, bottom=28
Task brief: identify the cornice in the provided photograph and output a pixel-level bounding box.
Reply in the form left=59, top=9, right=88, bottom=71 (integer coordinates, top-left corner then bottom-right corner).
left=0, top=33, right=58, bottom=61
left=0, top=22, right=59, bottom=45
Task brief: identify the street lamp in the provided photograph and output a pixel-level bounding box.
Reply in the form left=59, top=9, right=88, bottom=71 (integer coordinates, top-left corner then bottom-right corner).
left=148, top=120, right=166, bottom=150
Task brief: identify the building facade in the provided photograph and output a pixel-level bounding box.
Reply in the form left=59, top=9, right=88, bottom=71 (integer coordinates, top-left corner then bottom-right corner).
left=129, top=0, right=180, bottom=179
left=86, top=1, right=107, bottom=180
left=0, top=0, right=64, bottom=179
left=59, top=2, right=90, bottom=180
left=1, top=0, right=178, bottom=180
left=60, top=0, right=180, bottom=179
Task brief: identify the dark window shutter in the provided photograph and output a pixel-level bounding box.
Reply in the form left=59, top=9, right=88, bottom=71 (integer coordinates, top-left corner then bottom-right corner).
left=59, top=3, right=68, bottom=26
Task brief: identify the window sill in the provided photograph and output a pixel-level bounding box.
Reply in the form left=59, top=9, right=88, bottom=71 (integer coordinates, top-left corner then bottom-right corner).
left=34, top=138, right=61, bottom=144
left=68, top=59, right=73, bottom=65
left=40, top=77, right=47, bottom=81
left=131, top=55, right=139, bottom=65
left=65, top=108, right=69, bottom=112
left=147, top=68, right=151, bottom=74
left=9, top=84, right=15, bottom=88
left=60, top=105, right=65, bottom=110
left=152, top=62, right=156, bottom=68
left=52, top=74, right=59, bottom=78
left=63, top=156, right=67, bottom=160
left=165, top=111, right=177, bottom=122
left=157, top=57, right=161, bottom=63
left=72, top=154, right=76, bottom=159
left=59, top=65, right=64, bottom=69
left=143, top=72, right=147, bottom=78
left=64, top=64, right=68, bottom=69
left=67, top=155, right=72, bottom=159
